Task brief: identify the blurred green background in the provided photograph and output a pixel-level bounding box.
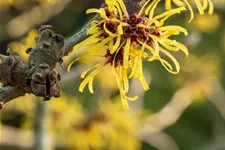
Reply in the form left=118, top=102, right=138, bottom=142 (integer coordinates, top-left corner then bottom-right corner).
left=0, top=0, right=225, bottom=150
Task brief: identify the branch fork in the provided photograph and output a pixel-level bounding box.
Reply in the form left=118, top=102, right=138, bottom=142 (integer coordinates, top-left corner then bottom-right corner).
left=0, top=0, right=141, bottom=109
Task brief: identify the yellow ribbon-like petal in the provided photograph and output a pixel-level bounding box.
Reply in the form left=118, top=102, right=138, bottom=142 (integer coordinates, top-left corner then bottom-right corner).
left=122, top=68, right=129, bottom=93
left=86, top=8, right=109, bottom=20
left=148, top=0, right=161, bottom=20
left=79, top=63, right=107, bottom=93
left=160, top=25, right=188, bottom=36
left=106, top=0, right=123, bottom=20
left=90, top=36, right=114, bottom=52
left=145, top=0, right=161, bottom=17
left=116, top=0, right=129, bottom=17
left=172, top=0, right=185, bottom=6
left=138, top=0, right=151, bottom=16
left=183, top=0, right=194, bottom=22
left=158, top=48, right=180, bottom=74
left=149, top=7, right=186, bottom=26
left=117, top=23, right=123, bottom=35
left=110, top=36, right=121, bottom=54
left=123, top=38, right=131, bottom=69
left=165, top=0, right=172, bottom=10
left=137, top=39, right=155, bottom=55
left=138, top=59, right=150, bottom=90
left=208, top=0, right=214, bottom=14
left=194, top=0, right=204, bottom=15
left=80, top=63, right=101, bottom=78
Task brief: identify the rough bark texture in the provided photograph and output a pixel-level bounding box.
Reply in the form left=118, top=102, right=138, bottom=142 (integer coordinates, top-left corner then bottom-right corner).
left=0, top=0, right=140, bottom=109
left=0, top=25, right=64, bottom=108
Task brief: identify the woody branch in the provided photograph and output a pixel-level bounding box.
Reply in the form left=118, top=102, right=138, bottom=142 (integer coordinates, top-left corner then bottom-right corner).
left=0, top=0, right=141, bottom=109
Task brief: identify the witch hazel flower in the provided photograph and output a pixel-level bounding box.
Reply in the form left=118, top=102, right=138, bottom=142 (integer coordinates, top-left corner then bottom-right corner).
left=69, top=0, right=189, bottom=109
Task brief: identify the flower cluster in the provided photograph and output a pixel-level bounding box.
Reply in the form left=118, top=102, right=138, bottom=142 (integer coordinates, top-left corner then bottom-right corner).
left=69, top=0, right=213, bottom=109
left=165, top=0, right=214, bottom=22
left=68, top=99, right=140, bottom=150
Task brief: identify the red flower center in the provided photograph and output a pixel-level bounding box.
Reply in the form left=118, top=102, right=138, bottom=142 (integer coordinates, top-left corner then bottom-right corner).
left=105, top=48, right=124, bottom=67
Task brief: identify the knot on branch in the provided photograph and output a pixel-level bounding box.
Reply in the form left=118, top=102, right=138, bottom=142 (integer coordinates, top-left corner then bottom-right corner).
left=0, top=25, right=65, bottom=109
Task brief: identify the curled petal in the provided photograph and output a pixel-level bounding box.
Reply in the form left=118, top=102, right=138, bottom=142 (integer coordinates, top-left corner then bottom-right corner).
left=81, top=63, right=101, bottom=78
left=149, top=7, right=186, bottom=26
left=161, top=39, right=188, bottom=56
left=79, top=63, right=107, bottom=93
left=88, top=78, right=94, bottom=94
left=172, top=0, right=185, bottom=6
left=128, top=96, right=138, bottom=101
left=160, top=25, right=188, bottom=36
left=145, top=0, right=161, bottom=18
left=113, top=67, right=138, bottom=110
left=117, top=23, right=123, bottom=35
left=91, top=36, right=114, bottom=52
left=138, top=0, right=151, bottom=16
left=165, top=0, right=172, bottom=10
left=173, top=42, right=189, bottom=56
left=138, top=59, right=150, bottom=90
left=202, top=0, right=214, bottom=14
left=122, top=68, right=129, bottom=93
left=72, top=31, right=103, bottom=51
left=103, top=22, right=116, bottom=36
left=87, top=21, right=104, bottom=35
left=115, top=0, right=129, bottom=17
left=194, top=0, right=204, bottom=15
left=148, top=0, right=161, bottom=20
left=123, top=38, right=131, bottom=69
left=183, top=0, right=195, bottom=22
left=137, top=39, right=155, bottom=55
left=106, top=0, right=123, bottom=20
left=86, top=8, right=109, bottom=20
left=158, top=48, right=180, bottom=74
left=110, top=36, right=121, bottom=54
left=208, top=0, right=214, bottom=14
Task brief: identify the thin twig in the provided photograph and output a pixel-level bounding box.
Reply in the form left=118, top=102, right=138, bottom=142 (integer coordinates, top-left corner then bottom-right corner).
left=0, top=86, right=26, bottom=109
left=0, top=0, right=143, bottom=107
left=62, top=14, right=101, bottom=56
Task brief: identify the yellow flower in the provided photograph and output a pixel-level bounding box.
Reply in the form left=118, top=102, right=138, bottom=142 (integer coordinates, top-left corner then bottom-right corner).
left=69, top=0, right=188, bottom=109
left=165, top=0, right=214, bottom=22
left=69, top=98, right=141, bottom=150
left=191, top=13, right=221, bottom=33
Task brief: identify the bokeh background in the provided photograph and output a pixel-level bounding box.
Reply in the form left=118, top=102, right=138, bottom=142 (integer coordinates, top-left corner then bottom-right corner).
left=0, top=0, right=225, bottom=150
